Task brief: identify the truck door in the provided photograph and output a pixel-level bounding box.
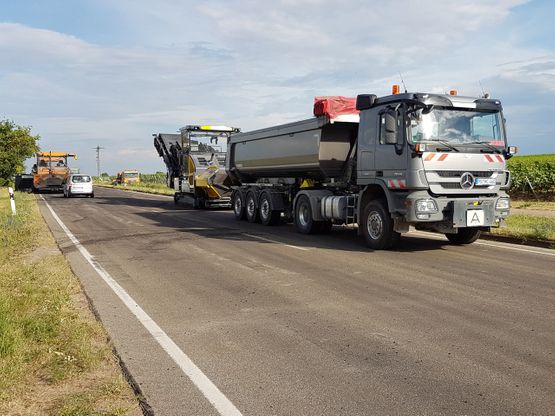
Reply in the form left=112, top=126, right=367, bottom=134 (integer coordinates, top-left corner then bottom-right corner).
left=373, top=106, right=408, bottom=188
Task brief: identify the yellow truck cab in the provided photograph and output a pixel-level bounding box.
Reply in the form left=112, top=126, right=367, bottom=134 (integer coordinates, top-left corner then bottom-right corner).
left=115, top=170, right=140, bottom=185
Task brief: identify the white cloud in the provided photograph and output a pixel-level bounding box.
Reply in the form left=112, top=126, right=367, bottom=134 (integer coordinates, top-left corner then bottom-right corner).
left=2, top=0, right=554, bottom=175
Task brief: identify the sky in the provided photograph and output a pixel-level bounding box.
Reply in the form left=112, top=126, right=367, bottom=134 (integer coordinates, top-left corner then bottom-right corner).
left=1, top=0, right=555, bottom=175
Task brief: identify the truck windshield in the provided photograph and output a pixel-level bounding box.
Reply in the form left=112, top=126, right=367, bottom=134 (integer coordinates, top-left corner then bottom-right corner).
left=410, top=108, right=506, bottom=149
left=125, top=172, right=138, bottom=178
left=189, top=136, right=226, bottom=153
left=39, top=157, right=67, bottom=168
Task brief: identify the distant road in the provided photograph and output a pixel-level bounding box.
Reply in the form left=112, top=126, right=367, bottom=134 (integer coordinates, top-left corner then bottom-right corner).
left=39, top=187, right=555, bottom=416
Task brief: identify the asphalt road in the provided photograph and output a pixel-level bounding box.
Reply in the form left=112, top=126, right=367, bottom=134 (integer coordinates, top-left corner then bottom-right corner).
left=39, top=187, right=555, bottom=416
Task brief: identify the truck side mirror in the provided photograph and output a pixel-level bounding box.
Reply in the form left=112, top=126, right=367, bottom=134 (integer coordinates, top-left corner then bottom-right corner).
left=356, top=94, right=377, bottom=110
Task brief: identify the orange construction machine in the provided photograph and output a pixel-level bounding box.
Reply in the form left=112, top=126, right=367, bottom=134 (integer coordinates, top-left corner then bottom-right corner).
left=32, top=151, right=77, bottom=192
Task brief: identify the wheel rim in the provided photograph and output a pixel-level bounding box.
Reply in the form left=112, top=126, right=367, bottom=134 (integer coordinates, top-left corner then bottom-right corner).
left=298, top=203, right=310, bottom=227
left=367, top=211, right=383, bottom=240
left=260, top=199, right=270, bottom=219
left=247, top=197, right=255, bottom=218
left=234, top=196, right=242, bottom=215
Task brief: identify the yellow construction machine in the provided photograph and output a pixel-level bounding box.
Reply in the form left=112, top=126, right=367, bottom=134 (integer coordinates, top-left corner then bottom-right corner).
left=114, top=170, right=140, bottom=185
left=154, top=125, right=240, bottom=208
left=31, top=151, right=77, bottom=192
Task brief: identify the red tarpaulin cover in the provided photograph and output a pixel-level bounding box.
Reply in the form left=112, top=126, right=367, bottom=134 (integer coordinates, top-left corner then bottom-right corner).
left=313, top=96, right=358, bottom=119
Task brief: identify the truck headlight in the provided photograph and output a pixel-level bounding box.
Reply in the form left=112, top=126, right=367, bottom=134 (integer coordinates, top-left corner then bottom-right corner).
left=415, top=199, right=438, bottom=213
left=495, top=197, right=510, bottom=210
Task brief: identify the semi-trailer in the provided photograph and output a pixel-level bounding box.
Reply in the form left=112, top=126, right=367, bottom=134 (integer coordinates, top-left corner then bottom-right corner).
left=225, top=89, right=515, bottom=249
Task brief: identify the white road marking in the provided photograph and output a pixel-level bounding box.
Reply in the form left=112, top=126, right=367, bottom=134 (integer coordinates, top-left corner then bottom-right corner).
left=243, top=233, right=310, bottom=251
left=39, top=196, right=243, bottom=416
left=410, top=230, right=555, bottom=257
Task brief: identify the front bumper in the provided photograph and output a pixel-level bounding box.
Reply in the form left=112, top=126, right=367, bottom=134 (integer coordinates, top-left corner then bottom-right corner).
left=404, top=191, right=510, bottom=228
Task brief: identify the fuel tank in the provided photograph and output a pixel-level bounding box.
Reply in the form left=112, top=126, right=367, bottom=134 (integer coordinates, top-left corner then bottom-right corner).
left=227, top=116, right=359, bottom=182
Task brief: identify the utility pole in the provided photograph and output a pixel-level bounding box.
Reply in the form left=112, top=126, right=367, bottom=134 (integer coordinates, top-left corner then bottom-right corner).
left=93, top=146, right=105, bottom=177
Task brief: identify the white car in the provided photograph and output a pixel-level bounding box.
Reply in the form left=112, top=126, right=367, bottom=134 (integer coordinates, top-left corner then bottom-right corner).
left=63, top=174, right=94, bottom=198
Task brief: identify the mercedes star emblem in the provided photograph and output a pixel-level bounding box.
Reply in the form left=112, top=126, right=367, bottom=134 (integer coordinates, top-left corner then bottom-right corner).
left=460, top=172, right=475, bottom=190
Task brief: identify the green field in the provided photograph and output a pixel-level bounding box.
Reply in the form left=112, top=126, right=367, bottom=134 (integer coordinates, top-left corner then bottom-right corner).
left=507, top=154, right=555, bottom=196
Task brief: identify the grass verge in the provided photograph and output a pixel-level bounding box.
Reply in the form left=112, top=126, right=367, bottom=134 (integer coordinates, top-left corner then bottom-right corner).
left=489, top=215, right=555, bottom=244
left=510, top=200, right=555, bottom=211
left=0, top=188, right=140, bottom=415
left=95, top=182, right=174, bottom=196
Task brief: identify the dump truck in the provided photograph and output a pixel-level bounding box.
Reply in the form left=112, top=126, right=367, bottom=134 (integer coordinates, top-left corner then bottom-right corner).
left=154, top=126, right=240, bottom=208
left=226, top=89, right=516, bottom=249
left=30, top=152, right=77, bottom=192
left=114, top=170, right=140, bottom=185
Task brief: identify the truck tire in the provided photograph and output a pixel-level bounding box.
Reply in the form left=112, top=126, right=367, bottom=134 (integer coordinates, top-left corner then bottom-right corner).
left=259, top=192, right=280, bottom=226
left=232, top=191, right=246, bottom=220
left=173, top=193, right=180, bottom=205
left=295, top=195, right=318, bottom=234
left=245, top=192, right=259, bottom=223
left=361, top=199, right=399, bottom=250
left=445, top=228, right=481, bottom=245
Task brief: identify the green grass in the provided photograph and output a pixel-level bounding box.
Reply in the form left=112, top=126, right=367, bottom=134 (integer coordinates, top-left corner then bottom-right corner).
left=0, top=188, right=138, bottom=415
left=95, top=181, right=174, bottom=196
left=490, top=215, right=555, bottom=242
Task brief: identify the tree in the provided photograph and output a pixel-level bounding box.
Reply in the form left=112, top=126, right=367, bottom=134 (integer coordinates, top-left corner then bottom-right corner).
left=0, top=120, right=40, bottom=186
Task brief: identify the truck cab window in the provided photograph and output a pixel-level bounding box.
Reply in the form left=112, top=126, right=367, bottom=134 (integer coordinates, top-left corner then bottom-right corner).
left=379, top=110, right=402, bottom=145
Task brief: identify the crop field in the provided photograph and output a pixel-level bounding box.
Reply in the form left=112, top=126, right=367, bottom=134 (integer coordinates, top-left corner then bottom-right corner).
left=507, top=154, right=555, bottom=197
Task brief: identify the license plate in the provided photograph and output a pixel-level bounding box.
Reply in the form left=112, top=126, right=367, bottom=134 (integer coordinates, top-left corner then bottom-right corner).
left=466, top=210, right=485, bottom=226
left=475, top=178, right=496, bottom=186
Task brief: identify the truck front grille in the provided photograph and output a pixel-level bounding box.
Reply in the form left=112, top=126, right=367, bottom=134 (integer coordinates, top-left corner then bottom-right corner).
left=435, top=171, right=492, bottom=178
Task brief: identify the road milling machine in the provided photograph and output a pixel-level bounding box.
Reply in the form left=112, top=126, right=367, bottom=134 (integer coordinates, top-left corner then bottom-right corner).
left=154, top=125, right=240, bottom=208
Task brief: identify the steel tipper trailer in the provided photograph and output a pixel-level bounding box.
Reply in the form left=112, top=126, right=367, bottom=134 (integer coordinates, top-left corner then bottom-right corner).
left=154, top=125, right=240, bottom=208
left=227, top=90, right=516, bottom=249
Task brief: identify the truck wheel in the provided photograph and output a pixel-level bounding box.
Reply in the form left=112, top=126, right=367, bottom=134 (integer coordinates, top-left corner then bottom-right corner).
left=246, top=192, right=259, bottom=223
left=445, top=228, right=481, bottom=245
left=295, top=195, right=318, bottom=234
left=259, top=193, right=280, bottom=226
left=232, top=191, right=246, bottom=220
left=361, top=199, right=399, bottom=250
